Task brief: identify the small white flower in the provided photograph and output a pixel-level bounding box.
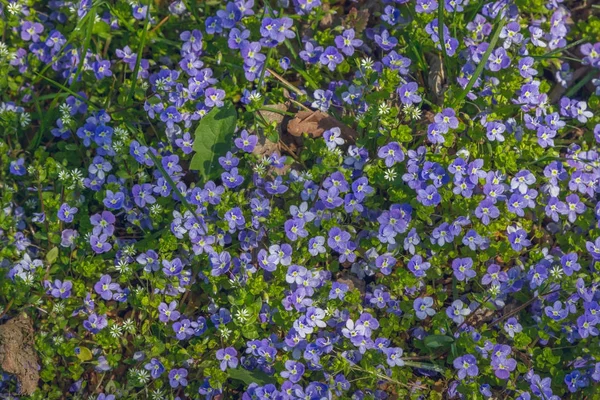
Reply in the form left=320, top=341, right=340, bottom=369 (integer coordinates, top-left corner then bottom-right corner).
left=53, top=302, right=65, bottom=314
left=219, top=325, right=232, bottom=340
left=20, top=112, right=31, bottom=128
left=550, top=266, right=563, bottom=279
left=384, top=168, right=397, bottom=181
left=151, top=389, right=165, bottom=400
left=123, top=318, right=136, bottom=333
left=115, top=260, right=130, bottom=274
left=150, top=204, right=163, bottom=215
left=7, top=2, right=23, bottom=15
left=110, top=324, right=123, bottom=338
left=235, top=308, right=250, bottom=323
left=378, top=102, right=391, bottom=116
left=360, top=57, right=374, bottom=70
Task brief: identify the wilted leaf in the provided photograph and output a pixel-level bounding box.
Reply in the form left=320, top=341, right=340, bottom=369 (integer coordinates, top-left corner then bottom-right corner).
left=286, top=110, right=357, bottom=144
left=344, top=8, right=370, bottom=34
left=191, top=102, right=237, bottom=179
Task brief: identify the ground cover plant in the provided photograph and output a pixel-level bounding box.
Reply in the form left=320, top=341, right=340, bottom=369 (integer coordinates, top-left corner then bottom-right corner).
left=0, top=0, right=600, bottom=398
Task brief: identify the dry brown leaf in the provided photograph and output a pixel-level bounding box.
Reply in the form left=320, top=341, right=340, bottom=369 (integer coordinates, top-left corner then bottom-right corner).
left=286, top=110, right=358, bottom=144
left=344, top=8, right=370, bottom=33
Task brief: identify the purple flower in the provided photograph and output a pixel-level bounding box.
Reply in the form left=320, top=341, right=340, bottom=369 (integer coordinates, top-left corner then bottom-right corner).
left=416, top=0, right=438, bottom=14
left=324, top=127, right=344, bottom=150
left=58, top=203, right=78, bottom=223
left=577, top=314, right=599, bottom=339
left=329, top=282, right=348, bottom=300
left=503, top=317, right=522, bottom=338
left=545, top=301, right=568, bottom=321
left=46, top=279, right=72, bottom=299
left=414, top=297, right=435, bottom=320
left=452, top=257, right=475, bottom=282
left=487, top=47, right=511, bottom=71
left=93, top=59, right=112, bottom=80
left=10, top=158, right=27, bottom=176
left=334, top=29, right=363, bottom=56
left=565, top=370, right=589, bottom=393
left=216, top=347, right=238, bottom=371
left=168, top=368, right=188, bottom=388
left=144, top=358, right=165, bottom=379
left=491, top=356, right=516, bottom=380
left=172, top=319, right=194, bottom=340
left=507, top=226, right=531, bottom=251
left=158, top=301, right=181, bottom=323
left=284, top=218, right=308, bottom=241
left=486, top=121, right=506, bottom=142
left=160, top=106, right=182, bottom=128
left=319, top=46, right=343, bottom=71
left=163, top=258, right=184, bottom=277
left=377, top=142, right=404, bottom=167
left=205, top=87, right=226, bottom=108
left=407, top=254, right=431, bottom=277
left=383, top=347, right=404, bottom=367
left=453, top=354, right=478, bottom=380
left=94, top=275, right=119, bottom=301
left=398, top=82, right=422, bottom=105
left=103, top=190, right=125, bottom=210
left=234, top=130, right=258, bottom=153
left=417, top=185, right=441, bottom=207
left=21, top=21, right=44, bottom=42
left=83, top=313, right=108, bottom=334
left=132, top=183, right=156, bottom=208
left=90, top=234, right=112, bottom=254
left=281, top=360, right=305, bottom=383
left=374, top=29, right=398, bottom=51
left=446, top=300, right=470, bottom=324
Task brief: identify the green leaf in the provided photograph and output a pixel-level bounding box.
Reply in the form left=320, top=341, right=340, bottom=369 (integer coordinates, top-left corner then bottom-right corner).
left=228, top=368, right=274, bottom=386
left=76, top=347, right=93, bottom=362
left=191, top=102, right=238, bottom=180
left=45, top=247, right=59, bottom=265
left=424, top=334, right=454, bottom=349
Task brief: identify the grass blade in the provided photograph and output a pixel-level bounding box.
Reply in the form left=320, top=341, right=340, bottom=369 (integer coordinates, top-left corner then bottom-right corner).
left=452, top=16, right=507, bottom=107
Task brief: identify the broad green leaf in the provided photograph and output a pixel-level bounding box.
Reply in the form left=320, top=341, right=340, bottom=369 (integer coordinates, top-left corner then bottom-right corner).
left=76, top=347, right=93, bottom=362
left=45, top=247, right=59, bottom=265
left=191, top=102, right=238, bottom=179
left=228, top=368, right=274, bottom=386
left=424, top=334, right=454, bottom=349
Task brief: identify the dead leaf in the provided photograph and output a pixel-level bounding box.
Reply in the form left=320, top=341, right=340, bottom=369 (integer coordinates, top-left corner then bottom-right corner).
left=344, top=8, right=370, bottom=33
left=0, top=313, right=40, bottom=395
left=286, top=110, right=358, bottom=144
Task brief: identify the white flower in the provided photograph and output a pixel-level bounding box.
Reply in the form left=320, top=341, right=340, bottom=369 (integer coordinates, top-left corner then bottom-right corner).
left=378, top=102, right=391, bottom=116
left=550, top=266, right=563, bottom=279
left=384, top=168, right=397, bottom=181
left=150, top=204, right=162, bottom=215
left=235, top=308, right=250, bottom=323
left=110, top=324, right=123, bottom=338
left=361, top=57, right=374, bottom=70
left=53, top=302, right=65, bottom=314
left=7, top=2, right=23, bottom=15
left=123, top=318, right=135, bottom=333
left=20, top=112, right=31, bottom=128
left=219, top=325, right=232, bottom=340
left=58, top=169, right=70, bottom=182
left=115, top=260, right=130, bottom=274
left=151, top=389, right=165, bottom=400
